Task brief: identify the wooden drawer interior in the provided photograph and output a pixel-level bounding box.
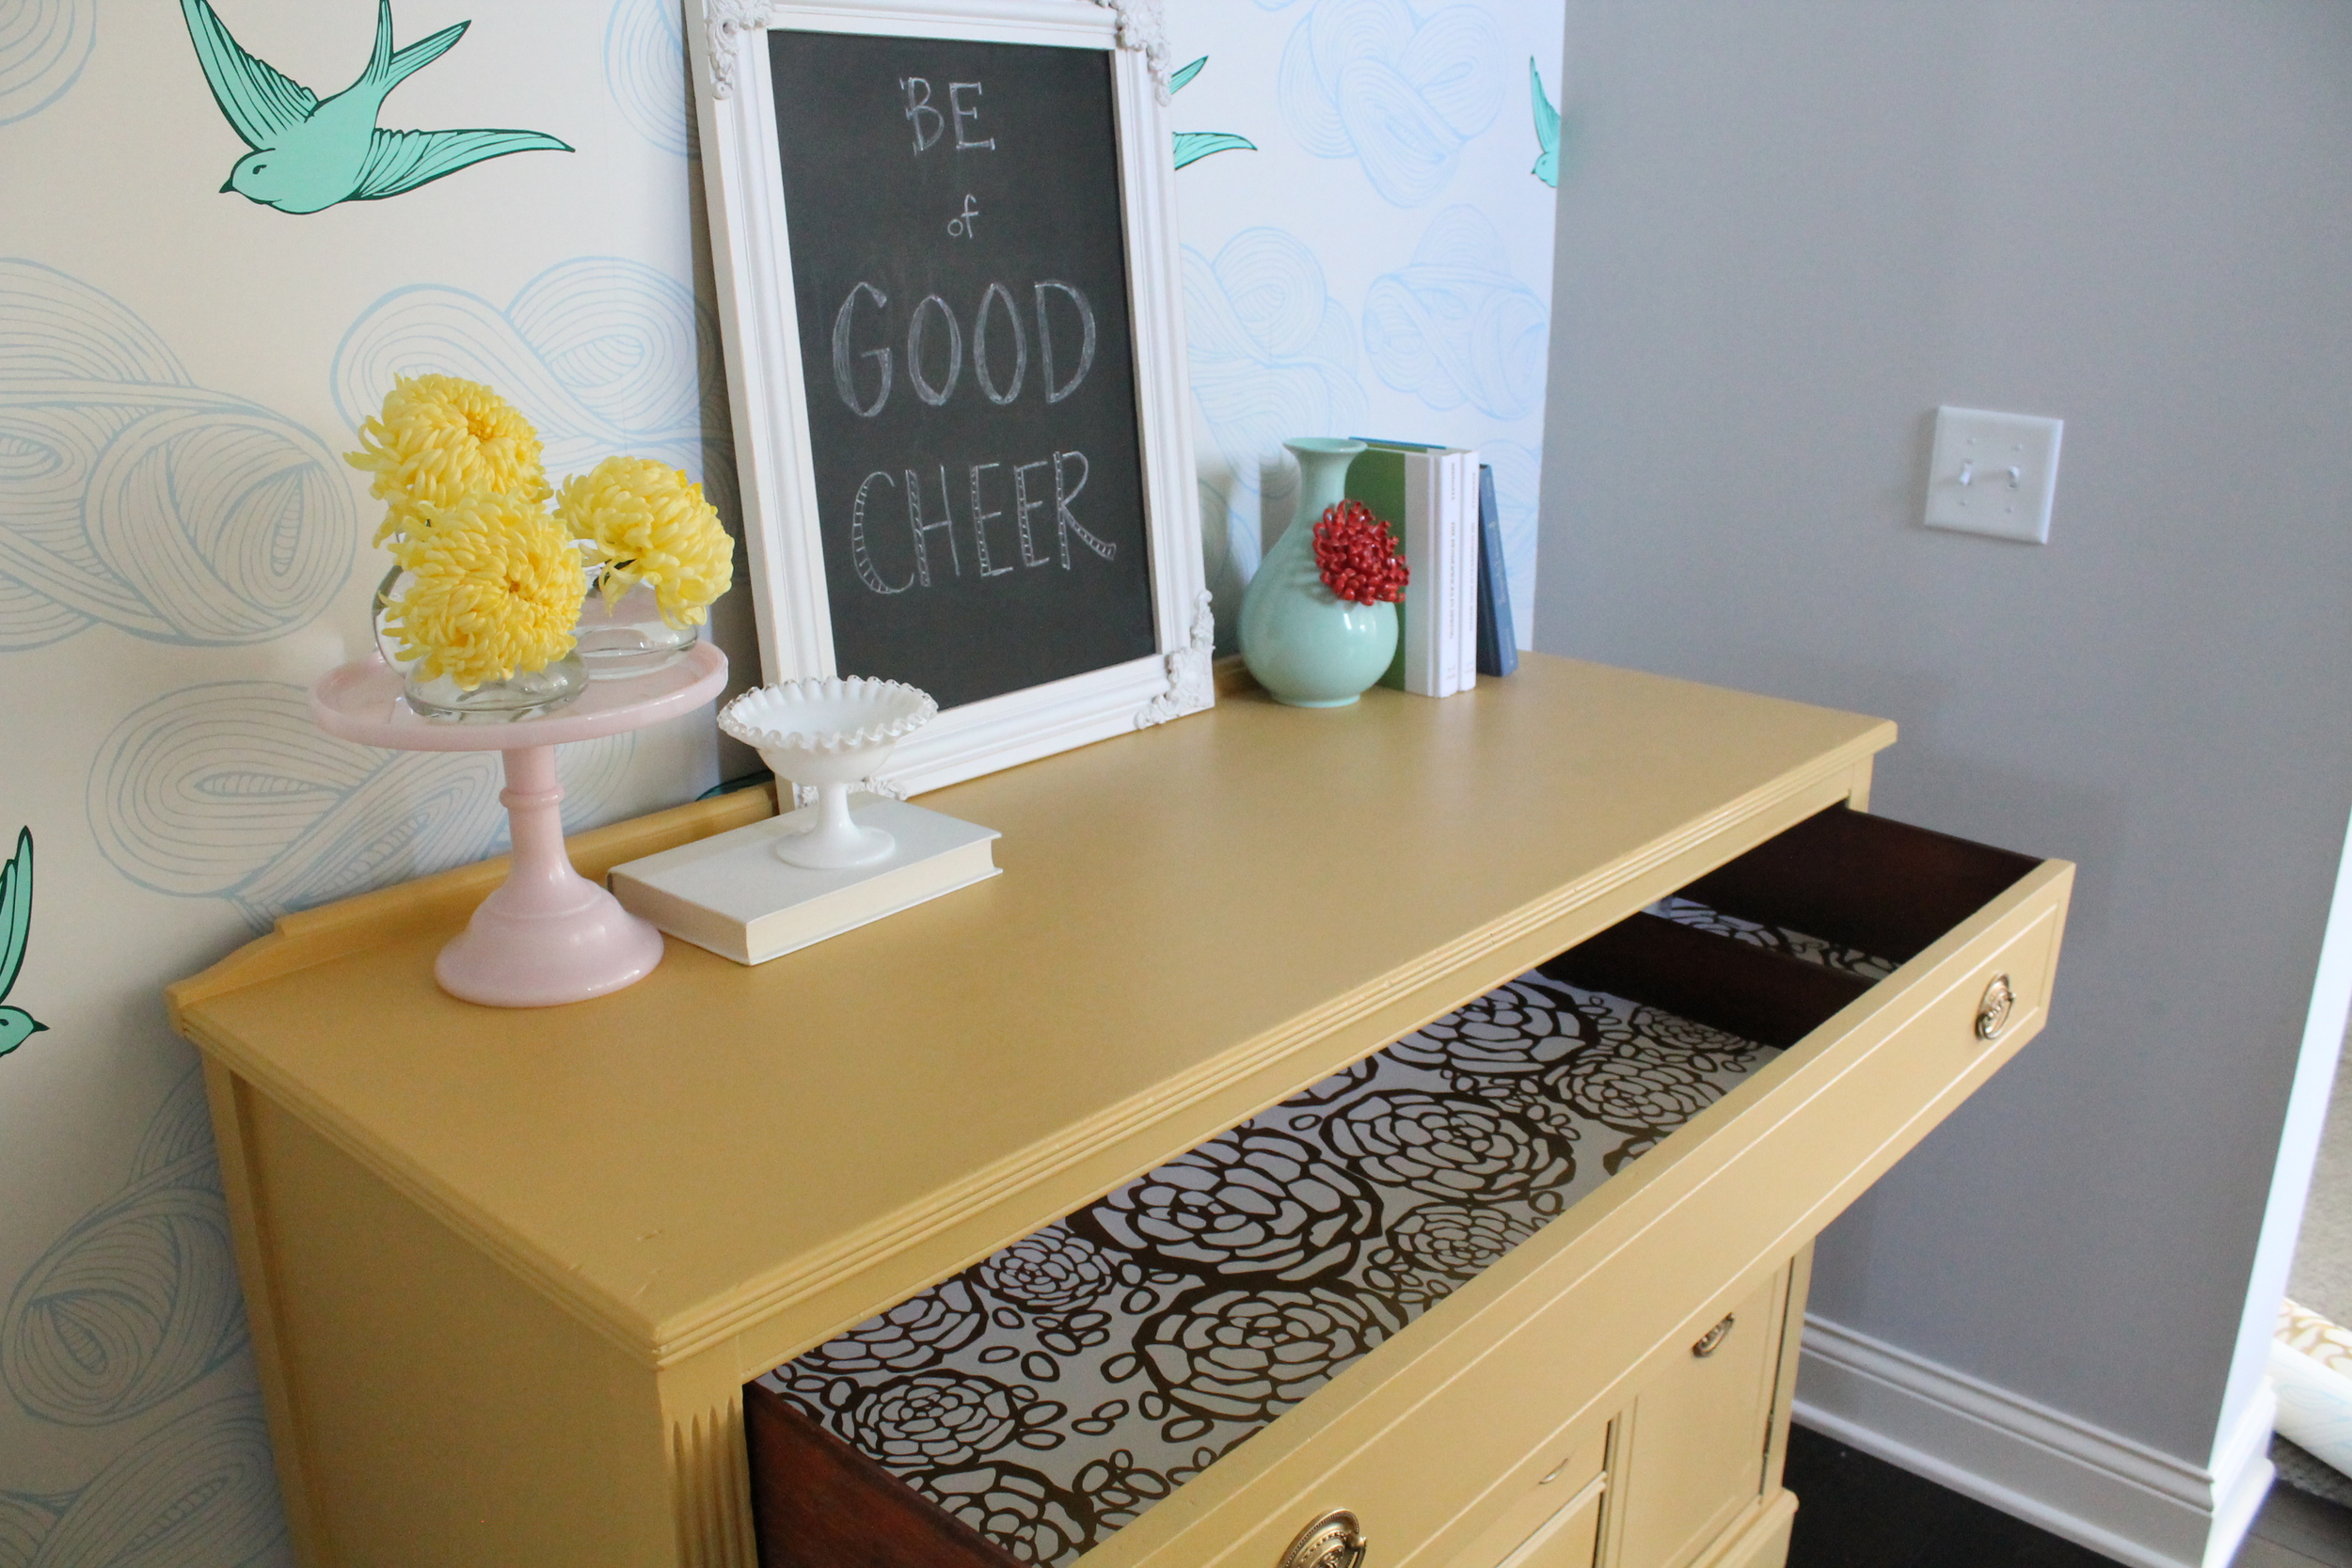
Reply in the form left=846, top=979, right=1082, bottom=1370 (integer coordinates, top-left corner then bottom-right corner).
left=1543, top=806, right=2041, bottom=1053
left=744, top=805, right=2048, bottom=1568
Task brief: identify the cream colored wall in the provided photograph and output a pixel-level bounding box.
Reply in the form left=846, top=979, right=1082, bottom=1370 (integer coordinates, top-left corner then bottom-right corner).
left=0, top=0, right=1560, bottom=1558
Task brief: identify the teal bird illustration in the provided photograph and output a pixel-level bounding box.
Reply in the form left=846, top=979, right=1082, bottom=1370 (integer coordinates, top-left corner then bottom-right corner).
left=1169, top=56, right=1255, bottom=170
left=182, top=0, right=571, bottom=214
left=0, top=830, right=43, bottom=1059
left=1530, top=58, right=1560, bottom=187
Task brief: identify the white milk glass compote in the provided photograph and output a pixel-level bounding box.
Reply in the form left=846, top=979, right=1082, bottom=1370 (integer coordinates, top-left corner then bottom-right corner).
left=717, top=677, right=937, bottom=869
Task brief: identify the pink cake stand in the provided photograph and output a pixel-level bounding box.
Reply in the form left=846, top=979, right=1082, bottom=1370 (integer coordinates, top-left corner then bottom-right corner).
left=310, top=644, right=728, bottom=1007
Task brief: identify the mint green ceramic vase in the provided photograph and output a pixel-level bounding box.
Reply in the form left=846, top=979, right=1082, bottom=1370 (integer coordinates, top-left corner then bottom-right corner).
left=1237, top=437, right=1398, bottom=707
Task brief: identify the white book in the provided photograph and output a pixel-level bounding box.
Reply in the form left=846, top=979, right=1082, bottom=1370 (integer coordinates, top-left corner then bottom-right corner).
left=1440, top=451, right=1466, bottom=696
left=1401, top=451, right=1445, bottom=697
left=1356, top=441, right=1476, bottom=698
left=1417, top=449, right=1479, bottom=697
left=1451, top=449, right=1481, bottom=692
left=1432, top=452, right=1457, bottom=697
left=609, top=798, right=1000, bottom=965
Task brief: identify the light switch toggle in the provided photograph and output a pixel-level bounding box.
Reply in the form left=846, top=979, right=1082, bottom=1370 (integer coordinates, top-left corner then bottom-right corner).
left=1926, top=405, right=2062, bottom=544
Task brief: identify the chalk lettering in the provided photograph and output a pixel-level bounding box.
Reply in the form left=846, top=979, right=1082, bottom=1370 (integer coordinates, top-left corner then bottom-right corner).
left=973, top=282, right=1027, bottom=405
left=1035, top=281, right=1097, bottom=404
left=1053, top=450, right=1113, bottom=567
left=832, top=281, right=892, bottom=418
left=901, top=77, right=945, bottom=152
left=948, top=83, right=995, bottom=150
left=947, top=194, right=979, bottom=240
left=907, top=294, right=963, bottom=406
left=970, top=463, right=1014, bottom=577
left=905, top=467, right=961, bottom=585
left=1013, top=459, right=1052, bottom=567
left=850, top=470, right=913, bottom=594
left=855, top=452, right=1120, bottom=590
left=830, top=282, right=1104, bottom=412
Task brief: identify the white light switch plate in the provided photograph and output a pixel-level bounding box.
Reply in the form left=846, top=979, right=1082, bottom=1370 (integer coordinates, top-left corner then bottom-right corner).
left=1925, top=405, right=2062, bottom=544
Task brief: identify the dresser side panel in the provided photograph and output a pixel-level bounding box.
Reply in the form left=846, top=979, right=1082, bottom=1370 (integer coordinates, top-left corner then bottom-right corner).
left=204, top=1062, right=332, bottom=1566
left=243, top=1089, right=678, bottom=1567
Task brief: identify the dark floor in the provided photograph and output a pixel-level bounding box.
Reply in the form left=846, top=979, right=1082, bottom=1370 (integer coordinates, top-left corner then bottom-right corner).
left=1784, top=1425, right=2352, bottom=1568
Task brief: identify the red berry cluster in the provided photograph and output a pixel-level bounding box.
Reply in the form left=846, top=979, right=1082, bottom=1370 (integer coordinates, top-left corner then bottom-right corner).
left=1312, top=500, right=1410, bottom=606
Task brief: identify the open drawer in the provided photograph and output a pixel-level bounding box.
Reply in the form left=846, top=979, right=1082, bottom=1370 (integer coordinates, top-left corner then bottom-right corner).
left=744, top=805, right=2073, bottom=1568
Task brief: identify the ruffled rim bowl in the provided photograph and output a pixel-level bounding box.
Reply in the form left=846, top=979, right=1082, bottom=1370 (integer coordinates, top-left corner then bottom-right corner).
left=718, top=676, right=937, bottom=757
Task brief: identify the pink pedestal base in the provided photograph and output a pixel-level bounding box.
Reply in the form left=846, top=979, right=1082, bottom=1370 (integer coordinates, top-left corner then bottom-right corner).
left=434, top=746, right=666, bottom=1007
left=309, top=644, right=728, bottom=1008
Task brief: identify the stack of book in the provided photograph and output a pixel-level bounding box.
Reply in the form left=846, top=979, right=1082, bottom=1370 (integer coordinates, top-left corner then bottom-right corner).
left=1345, top=442, right=1518, bottom=695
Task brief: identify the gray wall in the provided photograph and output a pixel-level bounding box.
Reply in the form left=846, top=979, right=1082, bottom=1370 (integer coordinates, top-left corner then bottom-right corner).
left=1536, top=1, right=2352, bottom=1462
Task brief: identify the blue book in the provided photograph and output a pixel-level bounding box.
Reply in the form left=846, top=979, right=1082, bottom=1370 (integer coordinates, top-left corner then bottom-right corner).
left=1476, top=464, right=1518, bottom=677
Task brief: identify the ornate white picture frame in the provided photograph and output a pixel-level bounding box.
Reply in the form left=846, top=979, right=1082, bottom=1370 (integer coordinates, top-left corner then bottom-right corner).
left=691, top=0, right=1211, bottom=797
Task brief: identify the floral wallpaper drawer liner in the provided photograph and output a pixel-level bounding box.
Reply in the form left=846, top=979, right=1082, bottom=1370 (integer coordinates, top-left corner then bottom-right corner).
left=757, top=899, right=1892, bottom=1565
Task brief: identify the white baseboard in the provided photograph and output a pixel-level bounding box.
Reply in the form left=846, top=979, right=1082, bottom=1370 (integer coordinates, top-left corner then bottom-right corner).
left=1794, top=1314, right=2274, bottom=1568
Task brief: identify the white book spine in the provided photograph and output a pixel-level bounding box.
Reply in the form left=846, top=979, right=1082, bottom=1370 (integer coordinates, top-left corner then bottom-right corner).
left=1452, top=452, right=1473, bottom=694
left=1454, top=450, right=1481, bottom=690
left=1436, top=453, right=1458, bottom=697
left=1403, top=453, right=1444, bottom=696
left=1422, top=451, right=1475, bottom=698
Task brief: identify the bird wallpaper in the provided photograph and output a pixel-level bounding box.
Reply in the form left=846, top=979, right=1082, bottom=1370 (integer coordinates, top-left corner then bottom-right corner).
left=0, top=832, right=40, bottom=1060
left=183, top=0, right=572, bottom=214
left=0, top=0, right=1562, bottom=1558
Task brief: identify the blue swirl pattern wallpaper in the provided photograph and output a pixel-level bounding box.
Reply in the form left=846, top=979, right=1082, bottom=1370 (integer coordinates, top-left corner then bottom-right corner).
left=0, top=0, right=1561, bottom=1556
left=1168, top=0, right=1559, bottom=647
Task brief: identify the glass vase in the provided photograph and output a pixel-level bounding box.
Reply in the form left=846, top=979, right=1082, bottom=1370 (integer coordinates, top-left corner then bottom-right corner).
left=372, top=563, right=589, bottom=722
left=575, top=574, right=701, bottom=682
left=1236, top=438, right=1399, bottom=706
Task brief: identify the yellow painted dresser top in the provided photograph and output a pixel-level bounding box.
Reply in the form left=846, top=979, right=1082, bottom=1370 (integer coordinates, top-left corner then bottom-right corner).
left=167, top=656, right=1893, bottom=1383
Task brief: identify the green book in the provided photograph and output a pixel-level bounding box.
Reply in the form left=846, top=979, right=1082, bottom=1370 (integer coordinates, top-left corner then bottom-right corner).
left=1343, top=445, right=1412, bottom=690
left=1346, top=440, right=1467, bottom=694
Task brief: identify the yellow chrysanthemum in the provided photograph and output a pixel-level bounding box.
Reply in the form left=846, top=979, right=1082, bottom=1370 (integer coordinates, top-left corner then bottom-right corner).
left=345, top=374, right=551, bottom=545
left=555, top=456, right=735, bottom=628
left=383, top=493, right=584, bottom=689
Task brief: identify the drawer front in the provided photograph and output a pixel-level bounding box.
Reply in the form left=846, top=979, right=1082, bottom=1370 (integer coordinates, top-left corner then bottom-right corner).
left=1223, top=1269, right=1782, bottom=1568
left=1441, top=1431, right=1607, bottom=1568
left=1511, top=1500, right=1601, bottom=1568
left=1161, top=1268, right=1792, bottom=1568
left=1200, top=1354, right=1610, bottom=1568
left=1089, top=843, right=2068, bottom=1568
left=1612, top=1275, right=1784, bottom=1568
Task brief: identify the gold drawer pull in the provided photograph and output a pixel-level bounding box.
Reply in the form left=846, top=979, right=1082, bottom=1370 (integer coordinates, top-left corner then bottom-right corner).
left=1278, top=1510, right=1368, bottom=1568
left=1976, top=974, right=2017, bottom=1041
left=1692, top=1314, right=1735, bottom=1358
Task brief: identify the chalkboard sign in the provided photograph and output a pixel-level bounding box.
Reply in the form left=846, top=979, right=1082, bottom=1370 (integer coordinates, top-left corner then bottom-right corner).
left=769, top=31, right=1156, bottom=712
left=695, top=2, right=1211, bottom=794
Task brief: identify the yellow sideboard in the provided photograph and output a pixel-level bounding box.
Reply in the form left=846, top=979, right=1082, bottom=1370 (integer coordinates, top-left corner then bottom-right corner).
left=167, top=655, right=2071, bottom=1568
